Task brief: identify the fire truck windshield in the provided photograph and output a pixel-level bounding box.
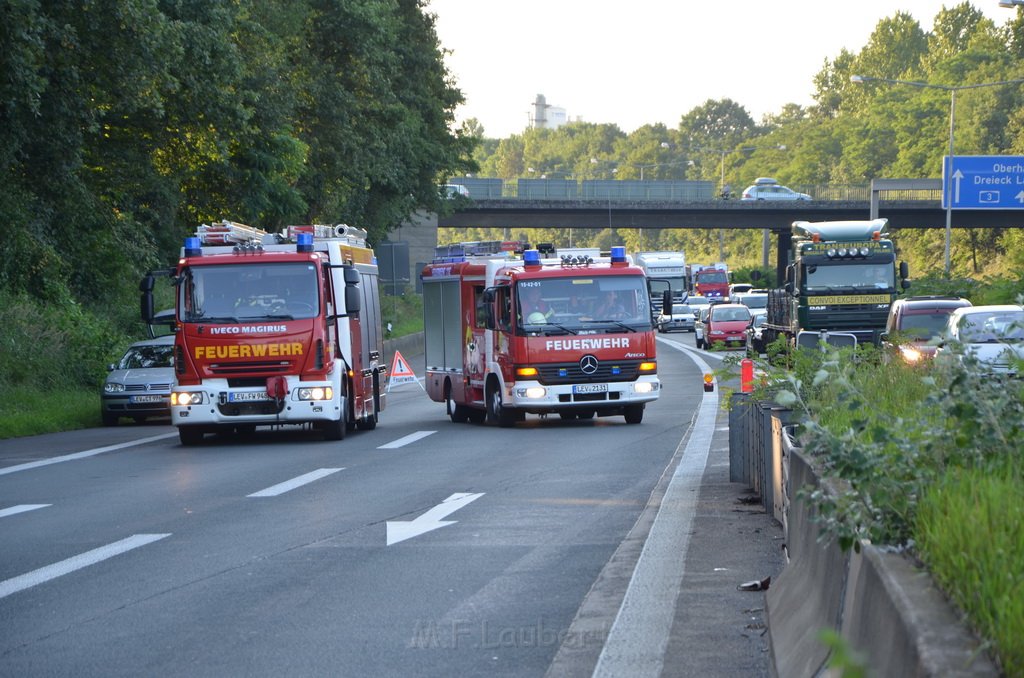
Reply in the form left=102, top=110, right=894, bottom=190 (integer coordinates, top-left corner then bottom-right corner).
left=516, top=276, right=651, bottom=332
left=696, top=271, right=728, bottom=284
left=181, top=263, right=319, bottom=322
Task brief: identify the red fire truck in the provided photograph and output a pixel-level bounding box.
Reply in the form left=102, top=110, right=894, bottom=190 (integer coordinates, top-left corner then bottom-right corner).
left=689, top=264, right=730, bottom=301
left=420, top=243, right=661, bottom=426
left=140, top=221, right=386, bottom=445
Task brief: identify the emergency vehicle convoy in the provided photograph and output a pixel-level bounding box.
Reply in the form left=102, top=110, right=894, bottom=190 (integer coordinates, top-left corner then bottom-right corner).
left=420, top=242, right=661, bottom=426
left=140, top=220, right=386, bottom=445
left=762, top=219, right=910, bottom=348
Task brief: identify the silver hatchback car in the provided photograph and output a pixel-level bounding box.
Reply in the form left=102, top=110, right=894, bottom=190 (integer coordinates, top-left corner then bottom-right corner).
left=741, top=177, right=811, bottom=201
left=101, top=335, right=175, bottom=425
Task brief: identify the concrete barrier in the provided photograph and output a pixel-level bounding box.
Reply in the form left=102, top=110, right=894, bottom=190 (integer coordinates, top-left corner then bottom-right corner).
left=765, top=448, right=849, bottom=678
left=747, top=424, right=999, bottom=676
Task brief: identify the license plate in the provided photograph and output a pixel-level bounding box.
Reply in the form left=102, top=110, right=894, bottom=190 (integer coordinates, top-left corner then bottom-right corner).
left=573, top=383, right=609, bottom=394
left=229, top=391, right=271, bottom=402
left=131, top=395, right=164, bottom=403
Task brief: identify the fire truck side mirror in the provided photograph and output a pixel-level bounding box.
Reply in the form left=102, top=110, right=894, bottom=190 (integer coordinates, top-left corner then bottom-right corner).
left=343, top=267, right=361, bottom=285
left=344, top=286, right=361, bottom=315
left=661, top=289, right=672, bottom=311
left=899, top=261, right=909, bottom=280
left=140, top=274, right=155, bottom=322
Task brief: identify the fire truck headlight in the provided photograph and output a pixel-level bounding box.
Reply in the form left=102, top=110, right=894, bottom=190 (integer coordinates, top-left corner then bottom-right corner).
left=634, top=382, right=655, bottom=394
left=298, top=387, right=333, bottom=401
left=516, top=386, right=546, bottom=399
left=104, top=382, right=125, bottom=393
left=172, top=392, right=204, bottom=406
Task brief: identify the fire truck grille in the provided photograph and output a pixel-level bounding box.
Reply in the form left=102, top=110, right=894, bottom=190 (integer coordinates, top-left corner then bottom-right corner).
left=208, top=361, right=291, bottom=375
left=216, top=401, right=285, bottom=417
left=535, top=360, right=642, bottom=385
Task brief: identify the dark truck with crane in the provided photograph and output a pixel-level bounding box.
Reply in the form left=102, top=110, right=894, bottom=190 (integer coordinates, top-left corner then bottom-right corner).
left=761, top=219, right=909, bottom=350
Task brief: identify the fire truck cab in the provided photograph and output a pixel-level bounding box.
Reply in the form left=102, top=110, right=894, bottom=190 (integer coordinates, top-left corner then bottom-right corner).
left=421, top=243, right=660, bottom=426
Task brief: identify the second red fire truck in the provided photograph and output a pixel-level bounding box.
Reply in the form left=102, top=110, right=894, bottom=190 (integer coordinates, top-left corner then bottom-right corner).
left=421, top=243, right=661, bottom=426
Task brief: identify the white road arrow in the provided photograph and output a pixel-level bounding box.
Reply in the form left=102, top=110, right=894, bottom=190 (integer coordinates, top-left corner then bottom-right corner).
left=1016, top=190, right=1024, bottom=204
left=952, top=169, right=964, bottom=203
left=386, top=492, right=484, bottom=545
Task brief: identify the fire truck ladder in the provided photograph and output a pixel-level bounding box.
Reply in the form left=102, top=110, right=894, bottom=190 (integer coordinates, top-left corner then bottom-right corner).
left=197, top=220, right=269, bottom=246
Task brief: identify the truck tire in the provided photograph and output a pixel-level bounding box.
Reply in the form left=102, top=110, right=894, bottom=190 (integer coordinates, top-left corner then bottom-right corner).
left=357, top=373, right=380, bottom=430
left=623, top=404, right=644, bottom=424
left=179, top=426, right=204, bottom=446
left=446, top=381, right=469, bottom=423
left=323, top=408, right=346, bottom=440
left=356, top=410, right=377, bottom=431
left=486, top=381, right=517, bottom=428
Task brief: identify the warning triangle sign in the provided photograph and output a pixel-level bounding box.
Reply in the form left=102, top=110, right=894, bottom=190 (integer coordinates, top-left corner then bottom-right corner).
left=387, top=350, right=424, bottom=391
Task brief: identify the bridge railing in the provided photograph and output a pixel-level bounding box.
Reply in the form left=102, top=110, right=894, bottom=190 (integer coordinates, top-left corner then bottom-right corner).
left=447, top=178, right=943, bottom=203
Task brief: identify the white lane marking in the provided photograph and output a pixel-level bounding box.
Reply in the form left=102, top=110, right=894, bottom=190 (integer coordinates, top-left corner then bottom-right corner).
left=247, top=468, right=344, bottom=498
left=386, top=492, right=485, bottom=545
left=0, top=504, right=51, bottom=519
left=377, top=430, right=436, bottom=449
left=0, top=433, right=178, bottom=477
left=658, top=336, right=725, bottom=361
left=0, top=533, right=171, bottom=600
left=593, top=338, right=718, bottom=678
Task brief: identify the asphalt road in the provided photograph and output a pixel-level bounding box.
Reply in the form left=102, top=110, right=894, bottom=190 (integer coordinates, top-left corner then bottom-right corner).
left=0, top=335, right=783, bottom=677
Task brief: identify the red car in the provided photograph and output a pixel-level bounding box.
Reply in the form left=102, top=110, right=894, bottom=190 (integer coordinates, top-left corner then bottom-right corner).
left=697, top=303, right=752, bottom=349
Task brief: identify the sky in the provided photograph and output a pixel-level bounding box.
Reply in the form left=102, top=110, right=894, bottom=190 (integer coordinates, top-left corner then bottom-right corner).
left=426, top=0, right=1015, bottom=139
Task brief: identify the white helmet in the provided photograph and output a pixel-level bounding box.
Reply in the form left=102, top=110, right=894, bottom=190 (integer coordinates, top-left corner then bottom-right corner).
left=527, top=312, right=548, bottom=324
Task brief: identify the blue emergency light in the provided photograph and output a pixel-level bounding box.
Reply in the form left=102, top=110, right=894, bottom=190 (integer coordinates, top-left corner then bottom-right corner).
left=610, top=246, right=626, bottom=263
left=296, top=232, right=314, bottom=253
left=523, top=249, right=542, bottom=267
left=184, top=237, right=202, bottom=256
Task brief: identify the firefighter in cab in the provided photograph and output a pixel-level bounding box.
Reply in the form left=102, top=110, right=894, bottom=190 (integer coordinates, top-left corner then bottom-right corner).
left=521, top=286, right=554, bottom=323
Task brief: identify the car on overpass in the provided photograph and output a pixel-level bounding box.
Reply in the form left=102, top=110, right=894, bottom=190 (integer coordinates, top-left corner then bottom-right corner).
left=741, top=177, right=811, bottom=202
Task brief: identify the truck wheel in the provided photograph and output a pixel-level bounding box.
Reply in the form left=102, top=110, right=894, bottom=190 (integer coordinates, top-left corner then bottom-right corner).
left=451, top=404, right=470, bottom=423
left=486, top=382, right=517, bottom=428
left=323, top=408, right=346, bottom=440
left=446, top=381, right=469, bottom=423
left=357, top=374, right=380, bottom=431
left=178, top=426, right=204, bottom=446
left=624, top=404, right=644, bottom=424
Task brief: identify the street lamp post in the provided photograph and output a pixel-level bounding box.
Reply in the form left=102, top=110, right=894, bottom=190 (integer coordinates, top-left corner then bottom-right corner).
left=850, top=74, right=1024, bottom=275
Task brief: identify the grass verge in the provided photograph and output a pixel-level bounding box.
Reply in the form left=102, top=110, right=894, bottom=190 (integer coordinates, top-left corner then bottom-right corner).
left=0, top=386, right=102, bottom=439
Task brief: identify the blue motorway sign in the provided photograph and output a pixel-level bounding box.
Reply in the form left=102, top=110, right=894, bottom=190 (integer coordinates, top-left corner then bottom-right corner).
left=942, top=155, right=1024, bottom=209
